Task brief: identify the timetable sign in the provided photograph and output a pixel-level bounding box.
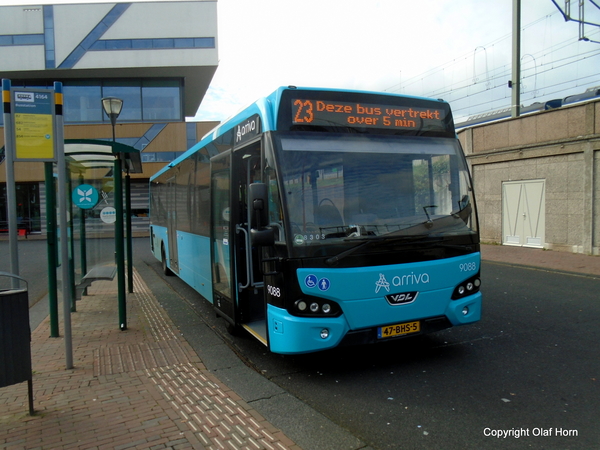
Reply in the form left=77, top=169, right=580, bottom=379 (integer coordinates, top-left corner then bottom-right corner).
left=12, top=88, right=56, bottom=161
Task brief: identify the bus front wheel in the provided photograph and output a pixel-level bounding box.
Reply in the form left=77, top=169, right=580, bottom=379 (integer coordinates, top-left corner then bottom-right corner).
left=225, top=321, right=240, bottom=336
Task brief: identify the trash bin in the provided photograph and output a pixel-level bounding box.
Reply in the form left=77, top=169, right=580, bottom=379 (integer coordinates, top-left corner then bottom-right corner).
left=0, top=271, right=34, bottom=415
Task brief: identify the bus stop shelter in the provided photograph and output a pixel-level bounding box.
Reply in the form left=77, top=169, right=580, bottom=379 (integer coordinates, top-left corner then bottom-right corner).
left=47, top=139, right=142, bottom=335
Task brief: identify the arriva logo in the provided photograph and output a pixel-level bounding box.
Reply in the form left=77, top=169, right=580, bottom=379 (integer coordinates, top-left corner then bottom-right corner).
left=236, top=118, right=257, bottom=143
left=375, top=272, right=430, bottom=293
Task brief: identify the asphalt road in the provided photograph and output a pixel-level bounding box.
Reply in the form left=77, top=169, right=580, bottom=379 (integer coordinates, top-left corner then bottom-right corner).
left=0, top=237, right=116, bottom=308
left=10, top=237, right=599, bottom=449
left=0, top=239, right=50, bottom=306
left=133, top=238, right=600, bottom=450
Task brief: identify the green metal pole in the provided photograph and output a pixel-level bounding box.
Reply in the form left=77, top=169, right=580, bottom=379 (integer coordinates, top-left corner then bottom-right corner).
left=125, top=170, right=133, bottom=293
left=114, top=154, right=126, bottom=330
left=79, top=174, right=87, bottom=297
left=67, top=173, right=76, bottom=312
left=44, top=162, right=59, bottom=337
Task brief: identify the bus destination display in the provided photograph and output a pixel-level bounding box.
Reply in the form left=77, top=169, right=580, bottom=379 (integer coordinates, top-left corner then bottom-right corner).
left=292, top=98, right=446, bottom=131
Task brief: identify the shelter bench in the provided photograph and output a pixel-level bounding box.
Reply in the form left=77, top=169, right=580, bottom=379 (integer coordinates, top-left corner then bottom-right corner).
left=75, top=264, right=117, bottom=300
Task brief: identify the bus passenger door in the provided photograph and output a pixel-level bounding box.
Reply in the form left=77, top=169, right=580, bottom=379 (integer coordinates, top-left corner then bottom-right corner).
left=210, top=153, right=236, bottom=324
left=233, top=143, right=267, bottom=345
left=166, top=176, right=179, bottom=274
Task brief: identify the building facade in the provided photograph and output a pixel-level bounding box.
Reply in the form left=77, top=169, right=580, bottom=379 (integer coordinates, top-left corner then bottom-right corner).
left=459, top=99, right=600, bottom=255
left=0, top=1, right=218, bottom=235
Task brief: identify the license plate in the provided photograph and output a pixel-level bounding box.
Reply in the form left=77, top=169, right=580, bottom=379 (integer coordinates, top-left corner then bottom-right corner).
left=377, top=321, right=420, bottom=339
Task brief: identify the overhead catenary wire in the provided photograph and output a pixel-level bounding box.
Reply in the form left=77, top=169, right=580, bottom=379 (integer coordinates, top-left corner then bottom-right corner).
left=429, top=47, right=600, bottom=100
left=387, top=10, right=568, bottom=93
left=385, top=7, right=599, bottom=118
left=395, top=33, right=599, bottom=97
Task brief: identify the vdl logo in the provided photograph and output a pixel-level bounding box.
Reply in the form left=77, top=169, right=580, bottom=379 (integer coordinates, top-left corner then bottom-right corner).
left=385, top=291, right=419, bottom=306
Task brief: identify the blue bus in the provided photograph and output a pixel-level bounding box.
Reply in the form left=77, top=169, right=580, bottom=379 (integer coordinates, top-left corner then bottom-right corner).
left=150, top=86, right=481, bottom=354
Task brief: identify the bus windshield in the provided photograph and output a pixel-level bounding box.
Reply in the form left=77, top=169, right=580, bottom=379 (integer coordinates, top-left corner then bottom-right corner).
left=275, top=133, right=477, bottom=248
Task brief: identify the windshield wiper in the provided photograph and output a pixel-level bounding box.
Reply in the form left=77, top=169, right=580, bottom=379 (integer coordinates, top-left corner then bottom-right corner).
left=422, top=205, right=437, bottom=229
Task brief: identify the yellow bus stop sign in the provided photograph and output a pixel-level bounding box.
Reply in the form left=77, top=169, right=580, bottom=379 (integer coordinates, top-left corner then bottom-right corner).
left=12, top=90, right=55, bottom=161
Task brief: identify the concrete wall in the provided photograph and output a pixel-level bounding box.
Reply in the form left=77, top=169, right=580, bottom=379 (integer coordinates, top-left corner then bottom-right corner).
left=459, top=99, right=600, bottom=255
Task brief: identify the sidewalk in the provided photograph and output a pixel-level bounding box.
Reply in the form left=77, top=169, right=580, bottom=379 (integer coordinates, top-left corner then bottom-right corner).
left=0, top=270, right=300, bottom=450
left=481, top=244, right=600, bottom=277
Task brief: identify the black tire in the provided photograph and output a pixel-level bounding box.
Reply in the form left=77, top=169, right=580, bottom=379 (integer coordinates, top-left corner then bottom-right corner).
left=225, top=321, right=240, bottom=336
left=161, top=244, right=174, bottom=276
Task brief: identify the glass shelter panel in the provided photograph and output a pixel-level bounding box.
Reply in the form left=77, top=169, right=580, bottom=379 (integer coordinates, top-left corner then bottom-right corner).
left=67, top=160, right=118, bottom=287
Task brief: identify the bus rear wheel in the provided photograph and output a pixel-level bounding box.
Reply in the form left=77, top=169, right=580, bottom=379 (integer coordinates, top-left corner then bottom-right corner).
left=161, top=244, right=174, bottom=276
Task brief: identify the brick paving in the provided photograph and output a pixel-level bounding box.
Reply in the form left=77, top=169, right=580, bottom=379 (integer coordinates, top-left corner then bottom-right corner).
left=0, top=270, right=300, bottom=450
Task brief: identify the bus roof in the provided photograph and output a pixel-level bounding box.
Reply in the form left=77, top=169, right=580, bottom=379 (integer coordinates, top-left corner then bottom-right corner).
left=150, top=86, right=449, bottom=181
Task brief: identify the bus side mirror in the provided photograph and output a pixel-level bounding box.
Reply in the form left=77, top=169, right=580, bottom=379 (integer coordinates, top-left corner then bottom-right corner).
left=249, top=183, right=275, bottom=246
left=249, top=183, right=268, bottom=228
left=251, top=228, right=275, bottom=246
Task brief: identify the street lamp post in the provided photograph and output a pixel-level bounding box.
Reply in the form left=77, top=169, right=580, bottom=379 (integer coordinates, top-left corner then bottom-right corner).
left=102, top=97, right=127, bottom=330
left=102, top=97, right=123, bottom=141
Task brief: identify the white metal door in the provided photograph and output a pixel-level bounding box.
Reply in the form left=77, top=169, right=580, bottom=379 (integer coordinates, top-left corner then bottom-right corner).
left=502, top=179, right=545, bottom=247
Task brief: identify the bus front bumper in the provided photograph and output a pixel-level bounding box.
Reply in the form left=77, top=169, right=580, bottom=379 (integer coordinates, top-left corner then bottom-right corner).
left=267, top=304, right=349, bottom=354
left=266, top=292, right=481, bottom=355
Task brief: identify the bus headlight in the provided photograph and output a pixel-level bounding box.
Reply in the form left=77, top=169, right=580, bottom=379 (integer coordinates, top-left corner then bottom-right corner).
left=292, top=297, right=341, bottom=317
left=452, top=273, right=481, bottom=300
left=295, top=300, right=307, bottom=311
